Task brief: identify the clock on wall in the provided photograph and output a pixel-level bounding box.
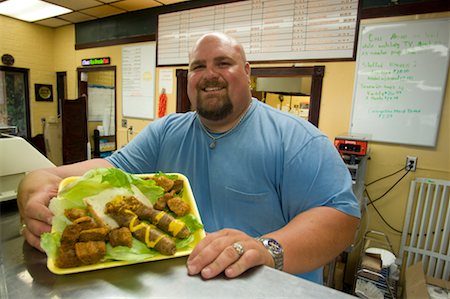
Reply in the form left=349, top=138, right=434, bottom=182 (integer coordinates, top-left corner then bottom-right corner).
left=1, top=54, right=14, bottom=66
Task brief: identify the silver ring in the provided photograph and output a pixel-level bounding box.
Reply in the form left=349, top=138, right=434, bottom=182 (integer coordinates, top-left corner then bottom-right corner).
left=20, top=223, right=27, bottom=235
left=232, top=242, right=245, bottom=257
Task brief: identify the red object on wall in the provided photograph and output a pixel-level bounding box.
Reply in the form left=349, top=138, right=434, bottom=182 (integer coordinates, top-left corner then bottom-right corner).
left=158, top=93, right=167, bottom=118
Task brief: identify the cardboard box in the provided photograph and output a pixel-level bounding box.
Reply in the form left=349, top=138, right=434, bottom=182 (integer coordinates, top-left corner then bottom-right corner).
left=404, top=262, right=449, bottom=299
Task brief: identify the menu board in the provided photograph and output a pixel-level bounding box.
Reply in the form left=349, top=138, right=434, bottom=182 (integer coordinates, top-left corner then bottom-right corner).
left=157, top=0, right=359, bottom=65
left=350, top=18, right=449, bottom=147
left=122, top=43, right=156, bottom=119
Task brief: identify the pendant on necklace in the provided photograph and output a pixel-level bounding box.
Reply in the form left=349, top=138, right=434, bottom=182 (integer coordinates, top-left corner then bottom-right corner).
left=209, top=141, right=216, bottom=149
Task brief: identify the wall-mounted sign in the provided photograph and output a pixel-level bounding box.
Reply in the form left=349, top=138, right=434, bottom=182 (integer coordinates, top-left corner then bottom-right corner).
left=81, top=57, right=110, bottom=66
left=35, top=84, right=53, bottom=102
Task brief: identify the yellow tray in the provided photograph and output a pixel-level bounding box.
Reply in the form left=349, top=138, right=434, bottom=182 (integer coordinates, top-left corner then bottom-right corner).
left=47, top=173, right=205, bottom=275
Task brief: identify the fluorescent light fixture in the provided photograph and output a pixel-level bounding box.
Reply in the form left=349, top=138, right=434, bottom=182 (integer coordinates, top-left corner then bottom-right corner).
left=0, top=0, right=72, bottom=22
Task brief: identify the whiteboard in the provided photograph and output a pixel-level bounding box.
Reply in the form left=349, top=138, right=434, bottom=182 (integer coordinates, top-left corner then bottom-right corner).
left=122, top=43, right=156, bottom=119
left=350, top=18, right=449, bottom=147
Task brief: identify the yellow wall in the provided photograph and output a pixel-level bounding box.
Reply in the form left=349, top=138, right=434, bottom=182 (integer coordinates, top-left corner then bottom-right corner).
left=1, top=16, right=57, bottom=136
left=1, top=12, right=449, bottom=279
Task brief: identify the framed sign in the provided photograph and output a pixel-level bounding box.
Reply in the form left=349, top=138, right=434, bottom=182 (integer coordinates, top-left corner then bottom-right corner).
left=35, top=84, right=53, bottom=102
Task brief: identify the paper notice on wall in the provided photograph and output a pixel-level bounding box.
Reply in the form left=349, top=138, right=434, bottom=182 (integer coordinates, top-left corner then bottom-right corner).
left=158, top=69, right=173, bottom=94
left=122, top=43, right=156, bottom=119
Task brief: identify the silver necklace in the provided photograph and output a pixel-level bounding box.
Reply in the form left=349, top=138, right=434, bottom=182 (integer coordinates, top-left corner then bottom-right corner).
left=198, top=101, right=252, bottom=149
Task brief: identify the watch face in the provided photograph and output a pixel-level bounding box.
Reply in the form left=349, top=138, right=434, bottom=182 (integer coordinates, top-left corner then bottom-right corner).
left=267, top=239, right=283, bottom=254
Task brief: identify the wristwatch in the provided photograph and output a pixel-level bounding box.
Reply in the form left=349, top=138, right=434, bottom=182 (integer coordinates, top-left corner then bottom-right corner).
left=256, top=237, right=284, bottom=271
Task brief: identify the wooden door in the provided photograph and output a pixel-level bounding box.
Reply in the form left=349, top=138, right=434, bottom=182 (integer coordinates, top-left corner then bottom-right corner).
left=176, top=69, right=190, bottom=112
left=61, top=97, right=88, bottom=164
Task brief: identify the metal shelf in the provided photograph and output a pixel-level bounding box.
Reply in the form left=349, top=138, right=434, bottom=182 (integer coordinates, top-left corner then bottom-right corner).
left=353, top=231, right=398, bottom=299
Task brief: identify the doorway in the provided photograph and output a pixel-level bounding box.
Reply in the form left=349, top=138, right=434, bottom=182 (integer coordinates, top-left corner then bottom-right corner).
left=76, top=66, right=117, bottom=159
left=175, top=66, right=324, bottom=126
left=0, top=66, right=31, bottom=138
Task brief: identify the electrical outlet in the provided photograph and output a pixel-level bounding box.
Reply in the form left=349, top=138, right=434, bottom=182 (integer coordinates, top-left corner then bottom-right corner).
left=121, top=119, right=128, bottom=128
left=405, top=156, right=417, bottom=172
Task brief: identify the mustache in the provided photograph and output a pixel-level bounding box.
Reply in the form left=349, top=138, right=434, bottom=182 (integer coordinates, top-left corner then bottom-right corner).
left=198, top=79, right=226, bottom=89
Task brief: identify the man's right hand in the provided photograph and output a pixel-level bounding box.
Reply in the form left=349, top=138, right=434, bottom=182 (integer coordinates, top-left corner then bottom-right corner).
left=16, top=158, right=115, bottom=251
left=17, top=169, right=61, bottom=251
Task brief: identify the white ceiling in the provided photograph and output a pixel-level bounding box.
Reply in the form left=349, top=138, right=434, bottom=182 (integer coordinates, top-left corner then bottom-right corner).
left=9, top=0, right=190, bottom=28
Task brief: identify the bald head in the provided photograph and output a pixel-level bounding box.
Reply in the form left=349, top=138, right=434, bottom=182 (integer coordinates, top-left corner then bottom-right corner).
left=186, top=32, right=252, bottom=129
left=189, top=32, right=247, bottom=64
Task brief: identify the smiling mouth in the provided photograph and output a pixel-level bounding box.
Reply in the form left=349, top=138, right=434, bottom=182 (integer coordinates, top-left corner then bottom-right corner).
left=202, top=86, right=224, bottom=92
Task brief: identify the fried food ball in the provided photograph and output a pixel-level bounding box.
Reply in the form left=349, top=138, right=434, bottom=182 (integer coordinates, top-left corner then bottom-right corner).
left=64, top=208, right=88, bottom=221
left=79, top=227, right=109, bottom=242
left=153, top=176, right=174, bottom=192
left=56, top=244, right=82, bottom=268
left=75, top=241, right=106, bottom=265
left=109, top=227, right=133, bottom=248
left=171, top=180, right=184, bottom=193
left=154, top=190, right=175, bottom=210
left=60, top=224, right=82, bottom=245
left=73, top=216, right=98, bottom=231
left=167, top=197, right=190, bottom=216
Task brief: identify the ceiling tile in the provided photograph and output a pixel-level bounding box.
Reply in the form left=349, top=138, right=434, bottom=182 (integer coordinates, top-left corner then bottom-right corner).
left=34, top=17, right=71, bottom=27
left=97, top=0, right=121, bottom=3
left=45, top=0, right=104, bottom=11
left=158, top=0, right=189, bottom=4
left=2, top=0, right=192, bottom=28
left=59, top=12, right=97, bottom=23
left=111, top=0, right=161, bottom=12
left=80, top=5, right=126, bottom=18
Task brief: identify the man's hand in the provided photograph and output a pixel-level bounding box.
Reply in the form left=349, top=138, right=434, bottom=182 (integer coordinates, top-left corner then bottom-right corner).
left=186, top=228, right=274, bottom=279
left=17, top=170, right=61, bottom=251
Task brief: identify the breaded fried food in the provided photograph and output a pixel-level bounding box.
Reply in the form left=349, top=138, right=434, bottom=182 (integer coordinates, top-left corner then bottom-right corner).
left=79, top=227, right=109, bottom=242
left=56, top=244, right=81, bottom=268
left=167, top=197, right=190, bottom=216
left=64, top=208, right=88, bottom=221
left=60, top=223, right=82, bottom=245
left=171, top=180, right=184, bottom=193
left=109, top=227, right=133, bottom=248
left=75, top=241, right=106, bottom=265
left=153, top=176, right=174, bottom=192
left=154, top=190, right=175, bottom=210
left=73, top=216, right=98, bottom=231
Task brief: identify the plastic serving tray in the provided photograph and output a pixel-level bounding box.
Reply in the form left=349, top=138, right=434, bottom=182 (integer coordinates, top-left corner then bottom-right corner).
left=47, top=173, right=205, bottom=275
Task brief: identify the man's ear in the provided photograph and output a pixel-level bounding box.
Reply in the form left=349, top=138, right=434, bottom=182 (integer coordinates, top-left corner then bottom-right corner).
left=245, top=62, right=251, bottom=81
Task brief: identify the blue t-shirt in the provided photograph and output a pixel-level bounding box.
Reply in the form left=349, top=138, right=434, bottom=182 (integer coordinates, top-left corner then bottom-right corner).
left=106, top=99, right=360, bottom=283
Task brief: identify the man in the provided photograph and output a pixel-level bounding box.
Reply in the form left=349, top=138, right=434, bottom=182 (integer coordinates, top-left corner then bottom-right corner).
left=18, top=32, right=360, bottom=284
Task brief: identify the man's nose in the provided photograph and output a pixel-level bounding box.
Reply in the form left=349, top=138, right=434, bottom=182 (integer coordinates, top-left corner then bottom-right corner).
left=203, top=65, right=219, bottom=79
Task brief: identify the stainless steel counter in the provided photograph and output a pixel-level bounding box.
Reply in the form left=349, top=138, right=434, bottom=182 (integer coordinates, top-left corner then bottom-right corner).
left=1, top=205, right=356, bottom=299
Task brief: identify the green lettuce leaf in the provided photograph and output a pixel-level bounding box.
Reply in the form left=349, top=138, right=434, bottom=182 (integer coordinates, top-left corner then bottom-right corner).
left=41, top=232, right=61, bottom=259
left=104, top=239, right=157, bottom=261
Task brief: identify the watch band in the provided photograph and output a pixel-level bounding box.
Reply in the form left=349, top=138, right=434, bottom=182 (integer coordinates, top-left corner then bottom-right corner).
left=256, top=237, right=284, bottom=271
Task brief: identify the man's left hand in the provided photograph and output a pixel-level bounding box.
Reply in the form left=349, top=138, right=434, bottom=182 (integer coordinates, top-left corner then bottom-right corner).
left=186, top=228, right=273, bottom=279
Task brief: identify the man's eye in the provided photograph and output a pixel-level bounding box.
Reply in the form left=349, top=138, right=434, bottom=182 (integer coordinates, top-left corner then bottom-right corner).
left=218, top=62, right=231, bottom=67
left=190, top=64, right=204, bottom=71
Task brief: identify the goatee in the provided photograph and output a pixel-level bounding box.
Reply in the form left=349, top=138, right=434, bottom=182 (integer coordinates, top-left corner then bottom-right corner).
left=196, top=94, right=233, bottom=121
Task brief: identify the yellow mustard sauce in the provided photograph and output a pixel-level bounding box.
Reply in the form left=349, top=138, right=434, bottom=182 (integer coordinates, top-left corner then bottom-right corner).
left=127, top=210, right=163, bottom=248
left=168, top=219, right=185, bottom=237
left=154, top=211, right=165, bottom=224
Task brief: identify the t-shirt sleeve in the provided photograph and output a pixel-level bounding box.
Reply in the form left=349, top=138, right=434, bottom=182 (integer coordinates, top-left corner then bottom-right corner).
left=281, top=135, right=361, bottom=220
